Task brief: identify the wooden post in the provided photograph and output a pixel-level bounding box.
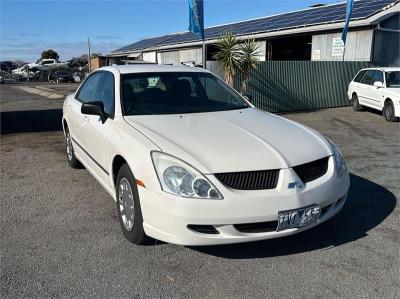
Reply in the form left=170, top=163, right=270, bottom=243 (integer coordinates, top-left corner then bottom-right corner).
left=88, top=38, right=91, bottom=73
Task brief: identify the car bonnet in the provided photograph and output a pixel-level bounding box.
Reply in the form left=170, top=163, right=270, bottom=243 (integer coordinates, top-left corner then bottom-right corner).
left=123, top=108, right=332, bottom=174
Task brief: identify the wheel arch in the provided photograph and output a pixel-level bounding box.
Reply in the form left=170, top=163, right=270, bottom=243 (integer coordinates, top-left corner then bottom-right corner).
left=112, top=154, right=129, bottom=188
left=62, top=118, right=68, bottom=136
left=384, top=97, right=392, bottom=105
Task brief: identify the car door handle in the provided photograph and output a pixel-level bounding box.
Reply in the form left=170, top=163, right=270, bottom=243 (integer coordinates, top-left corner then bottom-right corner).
left=67, top=105, right=72, bottom=112
left=81, top=115, right=89, bottom=123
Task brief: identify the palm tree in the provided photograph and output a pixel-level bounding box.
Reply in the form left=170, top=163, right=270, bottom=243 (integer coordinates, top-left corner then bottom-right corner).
left=215, top=32, right=241, bottom=87
left=239, top=39, right=259, bottom=94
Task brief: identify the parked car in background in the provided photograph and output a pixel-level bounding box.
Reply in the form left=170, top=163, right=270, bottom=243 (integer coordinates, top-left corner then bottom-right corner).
left=12, top=64, right=37, bottom=77
left=28, top=58, right=67, bottom=70
left=62, top=65, right=350, bottom=246
left=348, top=67, right=400, bottom=122
left=49, top=70, right=75, bottom=83
left=0, top=72, right=4, bottom=84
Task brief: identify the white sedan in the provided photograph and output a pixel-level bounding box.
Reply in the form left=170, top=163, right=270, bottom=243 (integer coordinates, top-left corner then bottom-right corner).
left=348, top=67, right=400, bottom=122
left=62, top=65, right=350, bottom=246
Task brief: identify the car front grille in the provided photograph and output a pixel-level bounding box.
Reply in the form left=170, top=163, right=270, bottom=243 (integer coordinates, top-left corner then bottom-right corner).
left=293, top=157, right=329, bottom=183
left=187, top=225, right=219, bottom=234
left=214, top=169, right=279, bottom=190
left=234, top=221, right=278, bottom=233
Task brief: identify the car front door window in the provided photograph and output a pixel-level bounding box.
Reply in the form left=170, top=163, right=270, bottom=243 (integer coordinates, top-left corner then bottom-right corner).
left=369, top=71, right=385, bottom=108
left=77, top=73, right=102, bottom=103
left=372, top=71, right=384, bottom=85
left=95, top=72, right=115, bottom=116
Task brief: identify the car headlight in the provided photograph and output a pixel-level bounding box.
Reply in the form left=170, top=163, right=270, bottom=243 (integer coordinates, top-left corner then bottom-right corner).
left=151, top=151, right=223, bottom=199
left=326, top=138, right=347, bottom=177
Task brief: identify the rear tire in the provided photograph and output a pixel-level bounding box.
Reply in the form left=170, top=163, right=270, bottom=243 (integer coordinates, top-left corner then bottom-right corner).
left=64, top=126, right=81, bottom=168
left=116, top=164, right=151, bottom=245
left=383, top=100, right=398, bottom=122
left=352, top=94, right=363, bottom=111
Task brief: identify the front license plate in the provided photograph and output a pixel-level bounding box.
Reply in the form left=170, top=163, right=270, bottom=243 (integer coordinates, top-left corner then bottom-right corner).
left=276, top=205, right=321, bottom=232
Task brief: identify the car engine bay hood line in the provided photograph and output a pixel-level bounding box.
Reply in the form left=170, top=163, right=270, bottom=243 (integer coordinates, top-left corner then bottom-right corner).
left=123, top=108, right=332, bottom=174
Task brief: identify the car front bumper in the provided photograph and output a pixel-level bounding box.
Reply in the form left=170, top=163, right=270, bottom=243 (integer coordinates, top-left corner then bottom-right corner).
left=138, top=157, right=350, bottom=246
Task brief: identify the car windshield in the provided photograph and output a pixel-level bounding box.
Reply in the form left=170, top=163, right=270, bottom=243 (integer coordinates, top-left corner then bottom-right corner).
left=121, top=72, right=249, bottom=115
left=385, top=71, right=400, bottom=88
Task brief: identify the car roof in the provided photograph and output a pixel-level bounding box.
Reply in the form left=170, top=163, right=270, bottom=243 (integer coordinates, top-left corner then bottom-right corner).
left=100, top=64, right=209, bottom=74
left=359, top=67, right=400, bottom=72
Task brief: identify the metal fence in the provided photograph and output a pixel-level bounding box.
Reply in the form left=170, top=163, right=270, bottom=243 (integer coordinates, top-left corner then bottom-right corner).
left=208, top=61, right=374, bottom=113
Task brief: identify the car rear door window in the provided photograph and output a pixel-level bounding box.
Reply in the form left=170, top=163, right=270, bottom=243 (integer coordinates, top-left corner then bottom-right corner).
left=360, top=70, right=375, bottom=85
left=354, top=71, right=366, bottom=83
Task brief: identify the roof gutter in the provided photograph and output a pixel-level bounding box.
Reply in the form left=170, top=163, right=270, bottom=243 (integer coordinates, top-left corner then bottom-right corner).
left=377, top=24, right=400, bottom=33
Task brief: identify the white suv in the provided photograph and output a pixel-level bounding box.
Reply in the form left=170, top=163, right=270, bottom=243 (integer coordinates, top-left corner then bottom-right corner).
left=348, top=67, right=400, bottom=122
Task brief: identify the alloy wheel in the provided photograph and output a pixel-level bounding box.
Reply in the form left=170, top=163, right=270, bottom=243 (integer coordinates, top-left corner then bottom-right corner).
left=118, top=178, right=135, bottom=231
left=65, top=130, right=73, bottom=161
left=385, top=104, right=393, bottom=120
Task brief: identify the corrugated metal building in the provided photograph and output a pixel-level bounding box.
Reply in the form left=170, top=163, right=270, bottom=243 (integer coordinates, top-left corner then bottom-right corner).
left=108, top=0, right=399, bottom=66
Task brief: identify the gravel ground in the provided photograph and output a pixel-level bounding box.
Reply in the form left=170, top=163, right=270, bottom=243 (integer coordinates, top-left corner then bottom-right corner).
left=1, top=83, right=399, bottom=298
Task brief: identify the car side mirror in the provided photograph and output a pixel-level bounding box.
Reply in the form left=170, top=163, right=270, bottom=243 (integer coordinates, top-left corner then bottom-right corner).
left=81, top=101, right=107, bottom=123
left=243, top=94, right=253, bottom=103
left=373, top=81, right=384, bottom=88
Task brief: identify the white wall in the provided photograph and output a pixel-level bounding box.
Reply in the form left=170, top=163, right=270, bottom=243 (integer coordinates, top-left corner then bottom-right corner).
left=179, top=48, right=203, bottom=64
left=159, top=51, right=180, bottom=65
left=158, top=48, right=203, bottom=65
left=311, top=29, right=374, bottom=61
left=254, top=41, right=266, bottom=61
left=142, top=51, right=157, bottom=63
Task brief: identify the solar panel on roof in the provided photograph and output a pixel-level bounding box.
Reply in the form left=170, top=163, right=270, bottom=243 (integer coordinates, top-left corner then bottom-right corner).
left=114, top=0, right=398, bottom=52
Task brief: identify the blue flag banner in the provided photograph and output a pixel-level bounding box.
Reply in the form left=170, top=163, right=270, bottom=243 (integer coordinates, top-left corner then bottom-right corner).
left=188, top=0, right=204, bottom=40
left=341, top=0, right=354, bottom=44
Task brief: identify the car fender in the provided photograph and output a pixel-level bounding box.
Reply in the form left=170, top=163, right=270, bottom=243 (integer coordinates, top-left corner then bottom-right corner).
left=106, top=118, right=162, bottom=198
left=61, top=94, right=75, bottom=134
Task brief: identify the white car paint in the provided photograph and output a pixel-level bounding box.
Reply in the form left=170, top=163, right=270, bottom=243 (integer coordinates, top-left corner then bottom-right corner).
left=62, top=64, right=350, bottom=246
left=123, top=109, right=332, bottom=174
left=347, top=67, right=400, bottom=118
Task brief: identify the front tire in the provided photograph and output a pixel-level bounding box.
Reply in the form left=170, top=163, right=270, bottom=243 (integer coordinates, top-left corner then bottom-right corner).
left=64, top=126, right=81, bottom=168
left=383, top=100, right=398, bottom=122
left=352, top=94, right=363, bottom=111
left=116, top=164, right=151, bottom=245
